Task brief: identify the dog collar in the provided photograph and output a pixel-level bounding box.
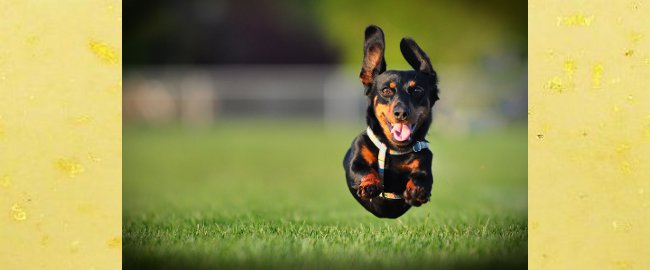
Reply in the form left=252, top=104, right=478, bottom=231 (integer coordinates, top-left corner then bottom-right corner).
left=366, top=127, right=429, bottom=179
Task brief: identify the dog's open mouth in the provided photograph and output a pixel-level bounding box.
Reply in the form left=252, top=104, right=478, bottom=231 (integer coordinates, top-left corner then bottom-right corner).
left=390, top=122, right=414, bottom=142
left=382, top=115, right=416, bottom=142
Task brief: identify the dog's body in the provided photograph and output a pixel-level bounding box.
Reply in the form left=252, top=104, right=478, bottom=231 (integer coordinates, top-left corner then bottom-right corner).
left=343, top=25, right=439, bottom=218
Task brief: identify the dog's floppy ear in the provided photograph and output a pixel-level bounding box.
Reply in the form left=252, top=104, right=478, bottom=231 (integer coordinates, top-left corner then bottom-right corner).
left=359, top=25, right=387, bottom=90
left=401, top=37, right=439, bottom=104
left=400, top=37, right=434, bottom=76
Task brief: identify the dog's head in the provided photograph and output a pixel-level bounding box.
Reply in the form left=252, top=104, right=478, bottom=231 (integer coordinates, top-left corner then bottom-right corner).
left=360, top=25, right=439, bottom=148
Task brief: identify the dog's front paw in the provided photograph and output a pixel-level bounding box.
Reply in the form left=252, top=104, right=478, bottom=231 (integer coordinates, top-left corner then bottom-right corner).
left=357, top=174, right=383, bottom=199
left=403, top=179, right=430, bottom=206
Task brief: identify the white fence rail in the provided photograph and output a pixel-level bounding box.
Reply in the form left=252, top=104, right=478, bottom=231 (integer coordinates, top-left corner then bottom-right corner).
left=123, top=65, right=527, bottom=132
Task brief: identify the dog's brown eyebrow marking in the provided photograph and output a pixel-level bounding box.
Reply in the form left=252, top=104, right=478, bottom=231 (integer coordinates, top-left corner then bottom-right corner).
left=389, top=81, right=396, bottom=88
left=408, top=80, right=416, bottom=87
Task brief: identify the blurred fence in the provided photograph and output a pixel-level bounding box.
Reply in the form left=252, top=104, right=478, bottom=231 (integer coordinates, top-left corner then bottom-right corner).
left=123, top=64, right=527, bottom=133
left=124, top=66, right=361, bottom=124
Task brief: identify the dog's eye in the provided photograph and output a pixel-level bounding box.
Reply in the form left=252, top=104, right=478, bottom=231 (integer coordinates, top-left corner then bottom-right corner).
left=380, top=87, right=394, bottom=96
left=411, top=87, right=424, bottom=96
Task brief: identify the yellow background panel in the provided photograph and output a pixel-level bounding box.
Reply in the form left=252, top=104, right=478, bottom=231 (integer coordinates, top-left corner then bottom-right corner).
left=530, top=0, right=650, bottom=269
left=0, top=1, right=121, bottom=269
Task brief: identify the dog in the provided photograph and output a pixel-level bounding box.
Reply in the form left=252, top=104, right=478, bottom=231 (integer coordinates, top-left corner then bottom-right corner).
left=343, top=25, right=439, bottom=218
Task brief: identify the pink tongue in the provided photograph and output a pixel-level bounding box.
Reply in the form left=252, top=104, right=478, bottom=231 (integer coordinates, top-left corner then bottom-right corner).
left=391, top=123, right=412, bottom=141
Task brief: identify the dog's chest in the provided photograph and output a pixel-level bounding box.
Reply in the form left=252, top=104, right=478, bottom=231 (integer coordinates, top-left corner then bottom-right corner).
left=377, top=156, right=413, bottom=191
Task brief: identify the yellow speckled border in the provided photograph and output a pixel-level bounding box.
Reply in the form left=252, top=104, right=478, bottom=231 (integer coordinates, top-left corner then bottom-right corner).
left=0, top=1, right=121, bottom=269
left=530, top=0, right=649, bottom=269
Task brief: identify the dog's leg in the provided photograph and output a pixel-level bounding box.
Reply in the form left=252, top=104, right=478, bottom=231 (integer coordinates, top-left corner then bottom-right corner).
left=356, top=169, right=382, bottom=199
left=401, top=152, right=433, bottom=206
left=345, top=137, right=383, bottom=199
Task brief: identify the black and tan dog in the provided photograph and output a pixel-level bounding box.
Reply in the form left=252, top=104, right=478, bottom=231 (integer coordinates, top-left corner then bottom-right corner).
left=343, top=25, right=439, bottom=218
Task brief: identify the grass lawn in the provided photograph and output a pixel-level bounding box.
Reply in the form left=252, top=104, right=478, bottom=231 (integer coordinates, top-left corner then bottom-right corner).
left=123, top=121, right=527, bottom=269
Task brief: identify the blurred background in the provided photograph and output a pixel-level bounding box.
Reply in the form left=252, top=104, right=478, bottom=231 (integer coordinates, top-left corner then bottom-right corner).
left=123, top=0, right=526, bottom=130
left=123, top=0, right=528, bottom=269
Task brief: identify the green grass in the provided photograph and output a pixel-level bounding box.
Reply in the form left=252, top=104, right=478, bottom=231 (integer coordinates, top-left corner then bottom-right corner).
left=123, top=121, right=527, bottom=269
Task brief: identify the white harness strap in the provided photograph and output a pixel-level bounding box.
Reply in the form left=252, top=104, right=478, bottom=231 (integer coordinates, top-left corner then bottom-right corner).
left=365, top=127, right=429, bottom=180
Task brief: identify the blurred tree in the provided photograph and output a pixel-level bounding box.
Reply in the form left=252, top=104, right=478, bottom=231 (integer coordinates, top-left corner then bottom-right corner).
left=312, top=0, right=526, bottom=68
left=124, top=0, right=525, bottom=67
left=124, top=0, right=340, bottom=65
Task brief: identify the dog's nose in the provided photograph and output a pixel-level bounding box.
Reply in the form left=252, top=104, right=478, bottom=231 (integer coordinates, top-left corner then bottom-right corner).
left=393, top=105, right=410, bottom=121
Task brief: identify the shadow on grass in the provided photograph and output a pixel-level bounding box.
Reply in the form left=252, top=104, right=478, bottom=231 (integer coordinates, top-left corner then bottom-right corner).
left=124, top=250, right=527, bottom=270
